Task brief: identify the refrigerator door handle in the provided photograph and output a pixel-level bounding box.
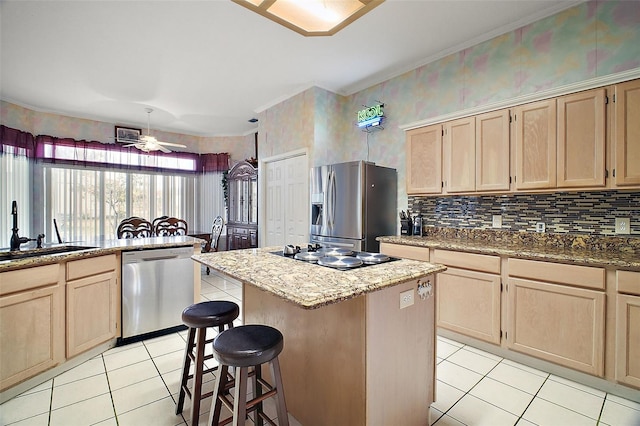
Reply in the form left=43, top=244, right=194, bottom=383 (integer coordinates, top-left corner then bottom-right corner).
left=329, top=169, right=337, bottom=229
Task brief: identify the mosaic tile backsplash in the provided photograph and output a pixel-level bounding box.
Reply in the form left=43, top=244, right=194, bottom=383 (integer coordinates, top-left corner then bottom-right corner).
left=408, top=190, right=639, bottom=237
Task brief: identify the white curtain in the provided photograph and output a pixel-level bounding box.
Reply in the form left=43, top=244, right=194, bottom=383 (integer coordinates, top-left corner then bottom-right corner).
left=0, top=151, right=31, bottom=248
left=198, top=172, right=226, bottom=236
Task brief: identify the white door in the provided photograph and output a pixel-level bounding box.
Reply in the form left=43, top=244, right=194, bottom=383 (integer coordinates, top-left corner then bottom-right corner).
left=266, top=161, right=285, bottom=246
left=264, top=154, right=308, bottom=247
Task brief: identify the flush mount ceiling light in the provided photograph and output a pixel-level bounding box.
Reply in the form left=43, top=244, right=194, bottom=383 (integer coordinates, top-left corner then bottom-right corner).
left=232, top=0, right=384, bottom=36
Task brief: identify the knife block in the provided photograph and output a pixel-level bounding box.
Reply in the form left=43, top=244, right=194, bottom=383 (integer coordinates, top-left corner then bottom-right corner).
left=401, top=218, right=413, bottom=236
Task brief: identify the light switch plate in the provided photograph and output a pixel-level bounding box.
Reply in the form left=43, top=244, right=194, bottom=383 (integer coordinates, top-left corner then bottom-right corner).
left=492, top=215, right=502, bottom=228
left=615, top=218, right=630, bottom=234
left=536, top=222, right=545, bottom=233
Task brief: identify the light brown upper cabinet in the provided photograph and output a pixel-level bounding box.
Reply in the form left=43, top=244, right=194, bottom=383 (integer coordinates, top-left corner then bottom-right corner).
left=475, top=109, right=511, bottom=192
left=406, top=124, right=443, bottom=194
left=513, top=99, right=557, bottom=190
left=557, top=88, right=606, bottom=188
left=614, top=79, right=640, bottom=187
left=443, top=117, right=476, bottom=193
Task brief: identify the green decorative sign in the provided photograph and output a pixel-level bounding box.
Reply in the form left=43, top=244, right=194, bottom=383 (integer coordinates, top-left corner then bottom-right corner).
left=357, top=104, right=384, bottom=128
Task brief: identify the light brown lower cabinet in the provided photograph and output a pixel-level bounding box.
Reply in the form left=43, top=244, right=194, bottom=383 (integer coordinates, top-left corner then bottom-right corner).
left=433, top=250, right=502, bottom=345
left=507, top=259, right=606, bottom=377
left=436, top=267, right=501, bottom=345
left=0, top=264, right=65, bottom=391
left=66, top=254, right=118, bottom=358
left=616, top=270, right=640, bottom=388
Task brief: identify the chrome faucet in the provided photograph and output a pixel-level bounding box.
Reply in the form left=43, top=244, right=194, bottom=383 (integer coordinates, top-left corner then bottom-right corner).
left=9, top=200, right=38, bottom=251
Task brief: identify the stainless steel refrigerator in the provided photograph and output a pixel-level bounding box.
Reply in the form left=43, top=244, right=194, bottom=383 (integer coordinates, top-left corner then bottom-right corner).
left=310, top=161, right=397, bottom=253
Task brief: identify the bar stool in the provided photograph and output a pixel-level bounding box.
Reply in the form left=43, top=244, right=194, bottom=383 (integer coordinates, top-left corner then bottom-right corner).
left=209, top=325, right=289, bottom=426
left=176, top=301, right=240, bottom=426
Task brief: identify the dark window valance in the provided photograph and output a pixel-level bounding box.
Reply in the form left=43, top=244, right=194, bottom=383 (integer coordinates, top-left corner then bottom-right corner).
left=199, top=152, right=230, bottom=173
left=2, top=125, right=230, bottom=174
left=0, top=125, right=36, bottom=157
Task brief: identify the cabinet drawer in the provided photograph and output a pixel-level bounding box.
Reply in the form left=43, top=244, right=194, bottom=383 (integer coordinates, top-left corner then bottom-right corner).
left=617, top=270, right=640, bottom=296
left=433, top=249, right=500, bottom=274
left=0, top=264, right=62, bottom=295
left=508, top=258, right=604, bottom=290
left=67, top=254, right=117, bottom=281
left=379, top=243, right=429, bottom=262
left=229, top=227, right=248, bottom=235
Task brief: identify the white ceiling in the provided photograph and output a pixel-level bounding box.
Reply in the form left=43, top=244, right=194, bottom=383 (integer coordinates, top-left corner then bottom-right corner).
left=1, top=0, right=581, bottom=137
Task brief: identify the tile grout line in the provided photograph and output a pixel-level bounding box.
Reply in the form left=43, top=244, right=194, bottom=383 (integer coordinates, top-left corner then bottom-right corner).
left=99, top=353, right=119, bottom=426
left=513, top=369, right=550, bottom=425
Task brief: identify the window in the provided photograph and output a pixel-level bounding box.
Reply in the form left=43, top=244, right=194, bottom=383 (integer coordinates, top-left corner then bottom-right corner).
left=44, top=166, right=196, bottom=241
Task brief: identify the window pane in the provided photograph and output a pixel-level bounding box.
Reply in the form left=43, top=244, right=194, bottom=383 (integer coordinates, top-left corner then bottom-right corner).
left=104, top=171, right=127, bottom=238
left=49, top=168, right=103, bottom=241
left=131, top=174, right=151, bottom=220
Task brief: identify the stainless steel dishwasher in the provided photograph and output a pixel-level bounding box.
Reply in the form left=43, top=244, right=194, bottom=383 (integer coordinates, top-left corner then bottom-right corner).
left=121, top=246, right=194, bottom=340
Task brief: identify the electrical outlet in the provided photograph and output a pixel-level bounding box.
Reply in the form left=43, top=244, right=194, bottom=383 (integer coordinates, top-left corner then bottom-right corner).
left=615, top=218, right=630, bottom=235
left=536, top=222, right=545, bottom=233
left=400, top=289, right=414, bottom=309
left=492, top=215, right=502, bottom=228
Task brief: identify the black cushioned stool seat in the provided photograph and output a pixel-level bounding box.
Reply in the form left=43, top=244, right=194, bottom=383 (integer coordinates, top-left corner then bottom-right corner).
left=209, top=325, right=289, bottom=426
left=175, top=301, right=239, bottom=426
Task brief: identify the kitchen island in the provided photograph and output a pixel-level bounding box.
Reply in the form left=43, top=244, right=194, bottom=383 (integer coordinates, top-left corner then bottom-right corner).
left=192, top=247, right=446, bottom=426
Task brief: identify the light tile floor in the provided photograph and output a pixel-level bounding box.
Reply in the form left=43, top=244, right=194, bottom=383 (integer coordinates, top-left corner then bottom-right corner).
left=1, top=267, right=639, bottom=426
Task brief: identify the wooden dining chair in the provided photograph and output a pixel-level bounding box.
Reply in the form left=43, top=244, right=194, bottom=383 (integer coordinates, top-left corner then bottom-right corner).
left=152, top=215, right=169, bottom=234
left=117, top=217, right=153, bottom=239
left=205, top=216, right=224, bottom=275
left=154, top=216, right=188, bottom=236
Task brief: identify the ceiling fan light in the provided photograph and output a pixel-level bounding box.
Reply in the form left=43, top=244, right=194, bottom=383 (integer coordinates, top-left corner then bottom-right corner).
left=232, top=0, right=384, bottom=36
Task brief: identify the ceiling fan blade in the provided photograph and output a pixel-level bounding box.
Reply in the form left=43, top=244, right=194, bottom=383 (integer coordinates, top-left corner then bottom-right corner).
left=122, top=143, right=138, bottom=148
left=157, top=145, right=172, bottom=153
left=156, top=141, right=187, bottom=148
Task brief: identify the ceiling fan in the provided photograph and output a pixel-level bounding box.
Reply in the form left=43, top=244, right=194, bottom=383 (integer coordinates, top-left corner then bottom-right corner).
left=117, top=108, right=187, bottom=153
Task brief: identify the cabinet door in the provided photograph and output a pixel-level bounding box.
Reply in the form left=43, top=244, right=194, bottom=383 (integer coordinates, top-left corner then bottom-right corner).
left=506, top=278, right=605, bottom=376
left=616, top=293, right=640, bottom=388
left=476, top=109, right=511, bottom=192
left=557, top=88, right=606, bottom=188
left=67, top=271, right=117, bottom=358
left=444, top=117, right=475, bottom=193
left=406, top=125, right=442, bottom=194
left=614, top=79, right=640, bottom=187
left=0, top=265, right=65, bottom=391
left=616, top=294, right=640, bottom=388
left=436, top=267, right=501, bottom=345
left=514, top=99, right=557, bottom=189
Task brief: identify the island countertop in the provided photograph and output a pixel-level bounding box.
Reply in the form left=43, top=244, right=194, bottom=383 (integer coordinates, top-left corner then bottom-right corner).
left=192, top=246, right=446, bottom=309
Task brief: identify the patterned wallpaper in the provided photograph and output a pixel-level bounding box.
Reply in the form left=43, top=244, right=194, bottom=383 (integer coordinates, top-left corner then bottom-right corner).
left=408, top=191, right=639, bottom=237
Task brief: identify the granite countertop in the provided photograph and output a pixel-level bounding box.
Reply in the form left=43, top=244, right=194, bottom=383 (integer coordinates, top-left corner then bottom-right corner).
left=0, top=236, right=202, bottom=272
left=378, top=229, right=640, bottom=270
left=192, top=247, right=446, bottom=309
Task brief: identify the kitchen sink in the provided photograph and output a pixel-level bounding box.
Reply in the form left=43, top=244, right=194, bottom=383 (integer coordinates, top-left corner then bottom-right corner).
left=0, top=245, right=99, bottom=261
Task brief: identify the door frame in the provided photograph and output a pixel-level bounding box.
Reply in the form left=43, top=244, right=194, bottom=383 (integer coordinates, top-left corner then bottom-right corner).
left=258, top=149, right=309, bottom=248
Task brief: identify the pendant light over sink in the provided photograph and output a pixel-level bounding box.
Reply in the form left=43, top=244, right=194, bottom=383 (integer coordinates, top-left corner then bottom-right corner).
left=232, top=0, right=384, bottom=36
